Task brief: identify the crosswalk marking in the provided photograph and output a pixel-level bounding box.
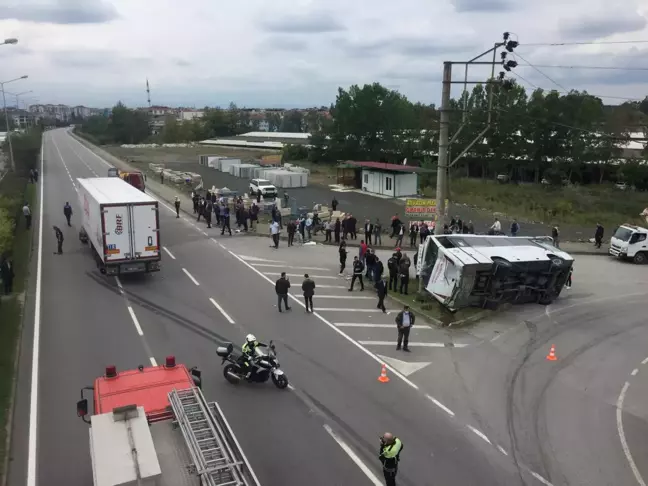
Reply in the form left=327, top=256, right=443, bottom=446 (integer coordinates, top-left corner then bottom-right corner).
left=335, top=323, right=436, bottom=329
left=316, top=308, right=391, bottom=313
left=264, top=272, right=339, bottom=279
left=358, top=341, right=469, bottom=348
left=251, top=263, right=329, bottom=270
left=315, top=295, right=374, bottom=300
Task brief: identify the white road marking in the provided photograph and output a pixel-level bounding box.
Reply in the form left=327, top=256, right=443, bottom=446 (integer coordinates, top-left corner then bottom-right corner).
left=162, top=246, right=176, bottom=259
left=359, top=341, right=468, bottom=347
left=182, top=268, right=200, bottom=286
left=315, top=295, right=375, bottom=300
left=323, top=424, right=382, bottom=486
left=150, top=357, right=158, bottom=366
left=425, top=394, right=455, bottom=417
left=64, top=138, right=98, bottom=176
left=27, top=139, right=45, bottom=486
left=317, top=308, right=392, bottom=313
left=264, top=272, right=339, bottom=279
left=497, top=445, right=508, bottom=456
left=127, top=306, right=144, bottom=336
left=51, top=135, right=78, bottom=190
left=642, top=357, right=648, bottom=365
left=227, top=250, right=420, bottom=390
left=236, top=254, right=286, bottom=263
left=617, top=380, right=647, bottom=486
left=467, top=425, right=492, bottom=444
left=529, top=470, right=554, bottom=486
left=210, top=298, right=236, bottom=325
left=632, top=368, right=639, bottom=376
left=312, top=284, right=347, bottom=289
left=377, top=354, right=431, bottom=376
left=68, top=132, right=114, bottom=168
left=251, top=263, right=329, bottom=270
left=335, top=323, right=397, bottom=328
left=202, top=231, right=208, bottom=236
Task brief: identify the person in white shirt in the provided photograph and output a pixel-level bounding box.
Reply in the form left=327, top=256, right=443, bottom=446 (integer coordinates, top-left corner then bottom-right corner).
left=22, top=203, right=32, bottom=229
left=490, top=218, right=501, bottom=234
left=305, top=217, right=313, bottom=241
left=270, top=220, right=280, bottom=249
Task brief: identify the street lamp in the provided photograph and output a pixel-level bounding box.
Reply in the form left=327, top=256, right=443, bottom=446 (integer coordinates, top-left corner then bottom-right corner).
left=1, top=75, right=28, bottom=172
left=2, top=38, right=17, bottom=45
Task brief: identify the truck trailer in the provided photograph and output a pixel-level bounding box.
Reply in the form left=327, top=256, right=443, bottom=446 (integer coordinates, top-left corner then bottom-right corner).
left=419, top=234, right=574, bottom=311
left=76, top=357, right=261, bottom=486
left=78, top=177, right=161, bottom=275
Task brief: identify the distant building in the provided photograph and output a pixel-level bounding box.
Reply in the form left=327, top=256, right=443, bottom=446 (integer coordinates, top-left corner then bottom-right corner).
left=177, top=109, right=204, bottom=122
left=28, top=103, right=102, bottom=121
left=342, top=161, right=427, bottom=198
left=10, top=109, right=33, bottom=128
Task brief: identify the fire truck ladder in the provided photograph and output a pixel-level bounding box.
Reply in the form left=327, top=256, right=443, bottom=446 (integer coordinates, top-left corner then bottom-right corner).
left=169, top=387, right=260, bottom=486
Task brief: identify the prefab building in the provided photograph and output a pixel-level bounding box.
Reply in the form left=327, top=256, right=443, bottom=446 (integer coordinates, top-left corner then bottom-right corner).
left=265, top=170, right=308, bottom=188
left=218, top=158, right=242, bottom=173
left=230, top=164, right=259, bottom=178
left=345, top=161, right=425, bottom=197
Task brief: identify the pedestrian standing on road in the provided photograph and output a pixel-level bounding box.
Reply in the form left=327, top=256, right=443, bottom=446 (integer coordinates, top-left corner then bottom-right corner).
left=275, top=272, right=291, bottom=312
left=33, top=168, right=39, bottom=182
left=464, top=220, right=475, bottom=234
left=305, top=215, right=313, bottom=241
left=373, top=255, right=384, bottom=284
left=302, top=273, right=315, bottom=313
left=359, top=240, right=368, bottom=262
left=53, top=225, right=64, bottom=254
left=408, top=223, right=418, bottom=248
left=365, top=248, right=376, bottom=280
left=29, top=168, right=35, bottom=183
left=174, top=196, right=181, bottom=218
left=221, top=205, right=232, bottom=235
left=395, top=225, right=404, bottom=247
left=348, top=214, right=357, bottom=240
left=287, top=219, right=296, bottom=247
left=331, top=197, right=338, bottom=212
left=387, top=253, right=399, bottom=291
left=160, top=171, right=164, bottom=184
left=419, top=223, right=429, bottom=244
left=551, top=225, right=560, bottom=248
left=249, top=203, right=258, bottom=230
left=348, top=256, right=365, bottom=291
left=334, top=218, right=341, bottom=244
left=324, top=220, right=333, bottom=243
left=1, top=256, right=14, bottom=295
left=204, top=201, right=212, bottom=229
left=192, top=192, right=199, bottom=214
left=63, top=202, right=73, bottom=226
left=339, top=241, right=348, bottom=275
left=399, top=254, right=411, bottom=295
left=594, top=223, right=604, bottom=248
left=376, top=278, right=387, bottom=313
left=364, top=219, right=374, bottom=245
left=23, top=202, right=32, bottom=230
left=197, top=198, right=204, bottom=222
left=379, top=432, right=403, bottom=486
left=256, top=192, right=261, bottom=203
left=395, top=306, right=414, bottom=351
left=374, top=219, right=383, bottom=246
left=510, top=219, right=519, bottom=236
left=270, top=220, right=280, bottom=249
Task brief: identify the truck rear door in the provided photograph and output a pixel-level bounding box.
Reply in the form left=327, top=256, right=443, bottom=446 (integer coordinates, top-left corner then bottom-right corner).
left=131, top=203, right=159, bottom=259
left=103, top=205, right=132, bottom=261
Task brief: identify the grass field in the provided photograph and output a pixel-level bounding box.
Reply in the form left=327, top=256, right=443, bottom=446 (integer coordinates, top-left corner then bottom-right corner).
left=0, top=179, right=35, bottom=481
left=424, top=178, right=646, bottom=228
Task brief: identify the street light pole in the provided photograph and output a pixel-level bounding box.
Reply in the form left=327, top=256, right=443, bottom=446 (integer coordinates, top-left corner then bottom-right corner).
left=0, top=75, right=29, bottom=172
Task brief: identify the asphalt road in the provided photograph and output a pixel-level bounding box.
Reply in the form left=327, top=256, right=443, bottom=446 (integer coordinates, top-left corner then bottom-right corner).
left=8, top=128, right=539, bottom=486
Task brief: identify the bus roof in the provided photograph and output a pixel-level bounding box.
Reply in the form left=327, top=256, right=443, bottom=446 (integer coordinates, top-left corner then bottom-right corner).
left=94, top=364, right=194, bottom=421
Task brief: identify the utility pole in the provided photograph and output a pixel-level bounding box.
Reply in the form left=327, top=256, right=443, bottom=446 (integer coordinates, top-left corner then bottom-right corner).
left=434, top=61, right=452, bottom=235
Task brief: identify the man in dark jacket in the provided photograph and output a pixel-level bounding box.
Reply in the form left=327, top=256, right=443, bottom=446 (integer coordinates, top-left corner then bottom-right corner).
left=365, top=249, right=376, bottom=279
left=63, top=202, right=73, bottom=226
left=174, top=196, right=181, bottom=218
left=204, top=201, right=212, bottom=228
left=275, top=272, right=291, bottom=312
left=395, top=306, right=415, bottom=351
left=53, top=226, right=64, bottom=254
left=364, top=219, right=374, bottom=245
left=373, top=256, right=384, bottom=284
left=348, top=256, right=364, bottom=291
left=376, top=278, right=387, bottom=313
left=399, top=255, right=411, bottom=295
left=594, top=223, right=604, bottom=249
left=387, top=253, right=399, bottom=291
left=221, top=205, right=232, bottom=235
left=302, top=274, right=315, bottom=313
left=287, top=220, right=297, bottom=247
left=1, top=257, right=14, bottom=295
left=348, top=214, right=357, bottom=240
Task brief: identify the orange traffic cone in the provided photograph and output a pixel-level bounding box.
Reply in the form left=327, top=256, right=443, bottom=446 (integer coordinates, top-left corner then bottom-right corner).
left=546, top=344, right=557, bottom=361
left=378, top=364, right=390, bottom=383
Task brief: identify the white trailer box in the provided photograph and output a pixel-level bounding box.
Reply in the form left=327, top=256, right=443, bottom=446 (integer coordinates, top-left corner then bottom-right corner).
left=78, top=177, right=161, bottom=276
left=267, top=170, right=308, bottom=188
left=230, top=164, right=258, bottom=178
left=218, top=158, right=241, bottom=173
left=207, top=157, right=224, bottom=169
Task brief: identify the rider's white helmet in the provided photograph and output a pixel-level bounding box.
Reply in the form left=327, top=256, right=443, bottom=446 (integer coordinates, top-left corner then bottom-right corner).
left=246, top=334, right=257, bottom=343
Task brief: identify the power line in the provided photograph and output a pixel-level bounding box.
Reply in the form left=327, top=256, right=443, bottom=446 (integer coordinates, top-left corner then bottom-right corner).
left=521, top=40, right=648, bottom=47
left=520, top=64, right=648, bottom=71
left=514, top=52, right=569, bottom=92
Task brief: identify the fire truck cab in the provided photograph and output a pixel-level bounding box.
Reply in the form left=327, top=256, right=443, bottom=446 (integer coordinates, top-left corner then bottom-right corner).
left=76, top=356, right=260, bottom=486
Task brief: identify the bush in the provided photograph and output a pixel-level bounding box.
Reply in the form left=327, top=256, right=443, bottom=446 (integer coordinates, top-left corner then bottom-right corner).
left=282, top=144, right=309, bottom=162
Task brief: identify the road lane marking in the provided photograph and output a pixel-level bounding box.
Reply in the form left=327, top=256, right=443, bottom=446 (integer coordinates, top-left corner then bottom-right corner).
left=617, top=380, right=647, bottom=486
left=162, top=246, right=176, bottom=259
left=317, top=308, right=392, bottom=312
left=210, top=298, right=236, bottom=325
left=467, top=425, right=491, bottom=444
left=182, top=268, right=200, bottom=286
left=497, top=445, right=508, bottom=456
left=64, top=138, right=98, bottom=176
left=315, top=295, right=375, bottom=300
left=359, top=341, right=468, bottom=347
left=323, top=424, right=382, bottom=486
left=27, top=139, right=45, bottom=486
left=336, top=323, right=397, bottom=328
left=51, top=135, right=78, bottom=190
left=529, top=470, right=554, bottom=486
left=642, top=357, right=648, bottom=365
left=312, top=284, right=347, bottom=289
left=251, top=263, right=329, bottom=270
left=263, top=272, right=339, bottom=279
left=632, top=368, right=639, bottom=376
left=425, top=395, right=455, bottom=417
left=68, top=131, right=114, bottom=168
left=227, top=250, right=420, bottom=391
left=128, top=306, right=144, bottom=336
left=202, top=231, right=208, bottom=236
left=150, top=357, right=158, bottom=366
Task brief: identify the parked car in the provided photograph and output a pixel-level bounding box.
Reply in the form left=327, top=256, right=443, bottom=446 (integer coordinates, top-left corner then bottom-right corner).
left=249, top=178, right=277, bottom=198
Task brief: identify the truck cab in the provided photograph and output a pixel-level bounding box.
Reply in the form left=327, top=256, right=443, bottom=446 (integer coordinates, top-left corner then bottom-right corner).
left=76, top=358, right=260, bottom=486
left=609, top=224, right=648, bottom=264
left=120, top=171, right=146, bottom=192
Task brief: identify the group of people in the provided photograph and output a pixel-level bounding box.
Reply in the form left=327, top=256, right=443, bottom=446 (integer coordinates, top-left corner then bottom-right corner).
left=190, top=190, right=264, bottom=235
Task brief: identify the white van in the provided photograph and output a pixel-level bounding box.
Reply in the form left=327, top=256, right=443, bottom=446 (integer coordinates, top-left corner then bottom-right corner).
left=609, top=224, right=648, bottom=264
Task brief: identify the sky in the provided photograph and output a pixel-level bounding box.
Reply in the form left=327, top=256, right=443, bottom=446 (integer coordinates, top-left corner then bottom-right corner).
left=0, top=0, right=646, bottom=109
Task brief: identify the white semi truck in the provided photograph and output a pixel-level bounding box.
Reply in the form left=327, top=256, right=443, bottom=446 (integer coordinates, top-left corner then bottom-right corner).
left=77, top=177, right=161, bottom=275
left=419, top=234, right=574, bottom=311
left=609, top=224, right=648, bottom=264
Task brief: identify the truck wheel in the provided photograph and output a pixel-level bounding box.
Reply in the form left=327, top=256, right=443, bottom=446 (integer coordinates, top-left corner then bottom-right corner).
left=633, top=252, right=647, bottom=264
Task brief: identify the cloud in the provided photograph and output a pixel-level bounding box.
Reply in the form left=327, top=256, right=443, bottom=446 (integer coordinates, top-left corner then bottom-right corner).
left=47, top=49, right=152, bottom=68
left=450, top=0, right=515, bottom=12
left=559, top=12, right=647, bottom=39
left=264, top=36, right=309, bottom=52
left=173, top=59, right=192, bottom=67
left=338, top=35, right=476, bottom=59
left=258, top=11, right=345, bottom=34
left=0, top=0, right=118, bottom=24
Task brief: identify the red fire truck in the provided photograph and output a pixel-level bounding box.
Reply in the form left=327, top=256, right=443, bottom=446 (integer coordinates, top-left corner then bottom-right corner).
left=76, top=356, right=260, bottom=486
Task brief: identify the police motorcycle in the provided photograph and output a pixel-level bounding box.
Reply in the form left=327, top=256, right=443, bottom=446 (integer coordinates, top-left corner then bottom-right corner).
left=216, top=339, right=289, bottom=389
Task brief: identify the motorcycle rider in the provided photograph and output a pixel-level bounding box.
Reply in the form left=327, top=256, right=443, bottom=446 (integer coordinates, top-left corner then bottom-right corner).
left=239, top=334, right=268, bottom=378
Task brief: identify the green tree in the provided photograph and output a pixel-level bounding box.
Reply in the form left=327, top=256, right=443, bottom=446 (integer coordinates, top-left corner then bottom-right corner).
left=279, top=110, right=304, bottom=132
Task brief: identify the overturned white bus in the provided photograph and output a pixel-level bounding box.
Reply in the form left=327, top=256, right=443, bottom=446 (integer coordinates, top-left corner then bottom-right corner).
left=419, top=234, right=574, bottom=311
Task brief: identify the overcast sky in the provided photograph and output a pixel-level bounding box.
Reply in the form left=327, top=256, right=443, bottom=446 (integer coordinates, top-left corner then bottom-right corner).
left=0, top=0, right=646, bottom=109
